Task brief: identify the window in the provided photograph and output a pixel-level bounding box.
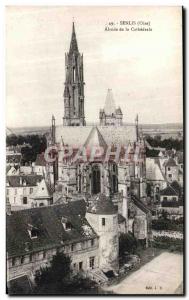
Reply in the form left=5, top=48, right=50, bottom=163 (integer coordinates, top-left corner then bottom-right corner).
left=29, top=254, right=32, bottom=262
left=92, top=165, right=101, bottom=194
left=65, top=222, right=72, bottom=230
left=168, top=174, right=172, bottom=178
left=14, top=197, right=16, bottom=204
left=172, top=197, right=177, bottom=201
left=102, top=218, right=105, bottom=226
left=23, top=197, right=27, bottom=204
left=168, top=167, right=171, bottom=171
left=181, top=165, right=183, bottom=169
left=79, top=261, right=83, bottom=270
left=89, top=257, right=95, bottom=269
left=21, top=256, right=24, bottom=264
left=156, top=187, right=159, bottom=193
left=12, top=257, right=16, bottom=267
left=7, top=189, right=9, bottom=196
left=39, top=203, right=44, bottom=207
left=43, top=251, right=46, bottom=259
left=163, top=197, right=167, bottom=201
left=30, top=188, right=33, bottom=194
left=71, top=244, right=74, bottom=252
left=91, top=239, right=94, bottom=247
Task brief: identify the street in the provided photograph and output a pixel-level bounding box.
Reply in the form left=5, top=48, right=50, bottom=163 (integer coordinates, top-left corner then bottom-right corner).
left=104, top=252, right=183, bottom=295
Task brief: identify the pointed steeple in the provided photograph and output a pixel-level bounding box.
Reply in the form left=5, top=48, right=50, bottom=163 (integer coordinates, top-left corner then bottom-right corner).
left=69, top=22, right=78, bottom=54
left=104, top=89, right=116, bottom=115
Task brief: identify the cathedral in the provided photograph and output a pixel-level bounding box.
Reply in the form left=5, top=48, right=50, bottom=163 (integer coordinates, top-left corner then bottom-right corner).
left=50, top=22, right=152, bottom=248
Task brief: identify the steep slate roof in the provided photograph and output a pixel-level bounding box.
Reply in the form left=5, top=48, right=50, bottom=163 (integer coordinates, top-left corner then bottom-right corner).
left=30, top=179, right=54, bottom=200
left=160, top=185, right=179, bottom=196
left=55, top=125, right=137, bottom=147
left=69, top=22, right=79, bottom=54
left=6, top=175, right=42, bottom=187
left=87, top=194, right=117, bottom=215
left=131, top=195, right=151, bottom=214
left=146, top=158, right=167, bottom=181
left=164, top=157, right=177, bottom=167
left=7, top=200, right=98, bottom=258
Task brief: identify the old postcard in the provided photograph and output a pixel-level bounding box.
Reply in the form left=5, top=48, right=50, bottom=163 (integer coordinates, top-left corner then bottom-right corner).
left=6, top=6, right=184, bottom=295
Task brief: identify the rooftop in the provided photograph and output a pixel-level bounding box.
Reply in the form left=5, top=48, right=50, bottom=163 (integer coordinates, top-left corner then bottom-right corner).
left=87, top=194, right=117, bottom=215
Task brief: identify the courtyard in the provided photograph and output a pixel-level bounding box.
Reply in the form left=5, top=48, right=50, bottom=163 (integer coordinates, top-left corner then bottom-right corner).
left=104, top=252, right=183, bottom=295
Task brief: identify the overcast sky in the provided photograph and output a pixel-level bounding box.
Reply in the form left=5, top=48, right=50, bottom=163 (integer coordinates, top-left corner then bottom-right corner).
left=6, top=6, right=183, bottom=128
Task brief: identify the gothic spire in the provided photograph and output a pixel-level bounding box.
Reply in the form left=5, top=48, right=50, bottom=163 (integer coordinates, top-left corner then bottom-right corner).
left=69, top=22, right=78, bottom=54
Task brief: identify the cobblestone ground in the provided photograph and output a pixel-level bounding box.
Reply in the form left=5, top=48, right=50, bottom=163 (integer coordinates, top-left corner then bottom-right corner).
left=104, top=252, right=183, bottom=295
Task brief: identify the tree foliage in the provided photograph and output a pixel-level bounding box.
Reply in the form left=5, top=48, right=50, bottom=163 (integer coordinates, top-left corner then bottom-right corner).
left=146, top=136, right=183, bottom=151
left=6, top=134, right=47, bottom=164
left=34, top=251, right=97, bottom=295
left=119, top=232, right=138, bottom=258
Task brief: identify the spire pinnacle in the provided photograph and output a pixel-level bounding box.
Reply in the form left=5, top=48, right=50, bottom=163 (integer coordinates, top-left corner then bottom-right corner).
left=69, top=22, right=78, bottom=54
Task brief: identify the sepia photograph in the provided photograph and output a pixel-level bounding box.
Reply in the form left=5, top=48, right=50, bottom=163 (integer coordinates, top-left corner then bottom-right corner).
left=5, top=6, right=184, bottom=295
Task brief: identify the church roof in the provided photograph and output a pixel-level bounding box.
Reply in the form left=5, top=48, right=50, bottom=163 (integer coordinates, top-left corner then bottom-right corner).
left=69, top=22, right=79, bottom=54
left=55, top=125, right=137, bottom=148
left=104, top=89, right=116, bottom=115
left=84, top=126, right=108, bottom=150
left=87, top=194, right=117, bottom=215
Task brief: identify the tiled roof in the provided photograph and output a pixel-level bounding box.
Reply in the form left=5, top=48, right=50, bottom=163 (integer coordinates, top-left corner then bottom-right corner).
left=164, top=157, right=177, bottom=167
left=160, top=185, right=179, bottom=196
left=7, top=200, right=97, bottom=258
left=87, top=194, right=117, bottom=215
left=146, top=158, right=167, bottom=181
left=56, top=125, right=137, bottom=147
left=104, top=89, right=116, bottom=115
left=6, top=175, right=42, bottom=187
left=131, top=195, right=151, bottom=214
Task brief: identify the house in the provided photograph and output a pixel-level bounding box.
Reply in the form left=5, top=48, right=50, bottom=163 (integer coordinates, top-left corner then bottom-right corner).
left=128, top=195, right=152, bottom=247
left=7, top=200, right=100, bottom=283
left=6, top=175, right=42, bottom=211
left=29, top=178, right=54, bottom=207
left=146, top=157, right=167, bottom=203
left=164, top=157, right=179, bottom=183
left=159, top=181, right=183, bottom=219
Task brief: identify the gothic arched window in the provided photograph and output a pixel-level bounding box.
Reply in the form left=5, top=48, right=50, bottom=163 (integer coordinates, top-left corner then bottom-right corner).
left=92, top=165, right=101, bottom=194
left=111, top=163, right=118, bottom=194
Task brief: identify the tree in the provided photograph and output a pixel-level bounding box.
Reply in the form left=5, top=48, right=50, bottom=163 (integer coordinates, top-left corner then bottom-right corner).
left=34, top=251, right=97, bottom=295
left=119, top=232, right=138, bottom=258
left=34, top=251, right=71, bottom=294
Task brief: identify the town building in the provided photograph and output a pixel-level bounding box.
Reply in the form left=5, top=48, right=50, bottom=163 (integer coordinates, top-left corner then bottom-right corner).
left=6, top=175, right=42, bottom=211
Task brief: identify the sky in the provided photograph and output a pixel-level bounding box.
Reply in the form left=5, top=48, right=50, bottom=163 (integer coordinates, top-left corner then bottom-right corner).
left=6, top=6, right=183, bottom=128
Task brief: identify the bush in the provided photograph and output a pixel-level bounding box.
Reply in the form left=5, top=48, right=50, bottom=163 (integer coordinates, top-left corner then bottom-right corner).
left=152, top=218, right=183, bottom=232
left=152, top=236, right=183, bottom=252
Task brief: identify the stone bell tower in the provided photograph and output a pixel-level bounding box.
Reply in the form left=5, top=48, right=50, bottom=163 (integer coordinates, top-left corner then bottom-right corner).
left=63, top=22, right=86, bottom=126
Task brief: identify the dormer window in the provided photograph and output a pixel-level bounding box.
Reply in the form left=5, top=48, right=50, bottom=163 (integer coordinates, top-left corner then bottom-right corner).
left=28, top=224, right=39, bottom=239
left=61, top=217, right=72, bottom=231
